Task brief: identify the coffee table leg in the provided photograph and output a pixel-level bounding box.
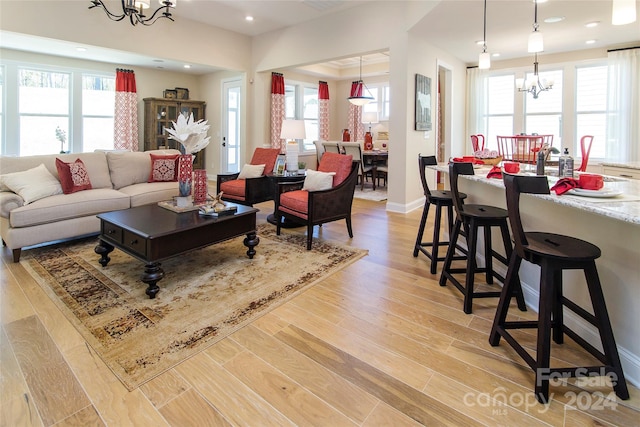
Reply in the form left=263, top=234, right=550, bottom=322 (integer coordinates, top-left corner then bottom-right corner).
left=142, top=262, right=164, bottom=299
left=243, top=232, right=259, bottom=259
left=95, top=240, right=114, bottom=267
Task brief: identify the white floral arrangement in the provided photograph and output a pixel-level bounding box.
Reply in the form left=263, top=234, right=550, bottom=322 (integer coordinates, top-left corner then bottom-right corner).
left=166, top=112, right=211, bottom=154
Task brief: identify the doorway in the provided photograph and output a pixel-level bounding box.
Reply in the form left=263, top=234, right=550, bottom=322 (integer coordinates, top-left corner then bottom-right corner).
left=221, top=79, right=241, bottom=173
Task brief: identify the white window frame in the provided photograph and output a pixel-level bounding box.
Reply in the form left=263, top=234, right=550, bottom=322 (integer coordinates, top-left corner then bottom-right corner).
left=284, top=79, right=318, bottom=154
left=362, top=82, right=390, bottom=121
left=0, top=60, right=115, bottom=156
left=574, top=62, right=608, bottom=161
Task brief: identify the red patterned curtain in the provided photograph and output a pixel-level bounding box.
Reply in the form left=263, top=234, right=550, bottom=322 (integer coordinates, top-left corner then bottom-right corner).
left=113, top=69, right=138, bottom=151
left=270, top=72, right=286, bottom=151
left=347, top=81, right=365, bottom=141
left=318, top=81, right=330, bottom=141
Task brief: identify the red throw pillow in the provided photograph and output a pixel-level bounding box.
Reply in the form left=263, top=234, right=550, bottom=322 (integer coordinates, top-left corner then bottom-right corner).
left=55, top=158, right=92, bottom=194
left=148, top=153, right=179, bottom=182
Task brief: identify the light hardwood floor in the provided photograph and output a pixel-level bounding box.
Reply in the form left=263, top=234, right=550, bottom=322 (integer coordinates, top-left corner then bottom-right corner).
left=2, top=198, right=639, bottom=426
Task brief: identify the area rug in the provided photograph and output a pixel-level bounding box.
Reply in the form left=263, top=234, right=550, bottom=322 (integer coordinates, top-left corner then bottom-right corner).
left=354, top=187, right=388, bottom=201
left=21, top=224, right=367, bottom=391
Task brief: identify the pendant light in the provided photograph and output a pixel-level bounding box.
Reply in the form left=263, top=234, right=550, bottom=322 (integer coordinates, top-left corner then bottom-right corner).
left=478, top=0, right=491, bottom=69
left=348, top=57, right=374, bottom=106
left=612, top=0, right=637, bottom=25
left=528, top=0, right=544, bottom=53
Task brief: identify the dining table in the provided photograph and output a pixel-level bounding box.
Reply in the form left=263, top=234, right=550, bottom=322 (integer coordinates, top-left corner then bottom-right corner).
left=363, top=149, right=388, bottom=190
left=429, top=161, right=640, bottom=385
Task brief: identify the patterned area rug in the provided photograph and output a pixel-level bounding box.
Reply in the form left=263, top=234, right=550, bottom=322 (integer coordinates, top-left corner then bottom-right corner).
left=353, top=187, right=388, bottom=201
left=21, top=224, right=367, bottom=391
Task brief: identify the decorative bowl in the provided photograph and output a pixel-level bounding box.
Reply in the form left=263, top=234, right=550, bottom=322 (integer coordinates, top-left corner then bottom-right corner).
left=475, top=156, right=503, bottom=166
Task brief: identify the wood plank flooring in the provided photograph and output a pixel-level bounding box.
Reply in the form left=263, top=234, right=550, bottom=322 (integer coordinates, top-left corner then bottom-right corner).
left=1, top=198, right=639, bottom=426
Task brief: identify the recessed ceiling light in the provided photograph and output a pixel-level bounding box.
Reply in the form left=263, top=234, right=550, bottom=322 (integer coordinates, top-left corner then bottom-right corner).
left=76, top=47, right=87, bottom=52
left=585, top=21, right=600, bottom=28
left=586, top=39, right=597, bottom=45
left=183, top=64, right=191, bottom=69
left=544, top=16, right=565, bottom=23
left=476, top=40, right=485, bottom=46
left=534, top=0, right=548, bottom=3
left=245, top=15, right=254, bottom=21
left=492, top=53, right=500, bottom=57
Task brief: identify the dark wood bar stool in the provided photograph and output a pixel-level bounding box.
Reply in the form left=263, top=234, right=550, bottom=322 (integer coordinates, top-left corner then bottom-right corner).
left=490, top=174, right=629, bottom=404
left=439, top=162, right=527, bottom=314
left=413, top=155, right=467, bottom=274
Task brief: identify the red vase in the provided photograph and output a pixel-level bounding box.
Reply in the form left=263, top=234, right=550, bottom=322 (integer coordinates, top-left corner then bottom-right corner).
left=177, top=154, right=193, bottom=197
left=193, top=169, right=208, bottom=204
left=342, top=129, right=350, bottom=142
left=364, top=132, right=373, bottom=150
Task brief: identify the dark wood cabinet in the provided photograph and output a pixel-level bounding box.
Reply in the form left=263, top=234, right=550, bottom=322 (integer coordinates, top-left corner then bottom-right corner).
left=143, top=98, right=207, bottom=169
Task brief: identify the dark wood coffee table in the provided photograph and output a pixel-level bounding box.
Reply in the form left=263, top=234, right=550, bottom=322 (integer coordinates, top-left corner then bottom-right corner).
left=94, top=203, right=259, bottom=298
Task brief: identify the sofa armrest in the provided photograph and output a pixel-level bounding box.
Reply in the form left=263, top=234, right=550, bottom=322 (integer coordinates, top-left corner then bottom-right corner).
left=216, top=172, right=240, bottom=194
left=244, top=176, right=274, bottom=204
left=0, top=191, right=24, bottom=218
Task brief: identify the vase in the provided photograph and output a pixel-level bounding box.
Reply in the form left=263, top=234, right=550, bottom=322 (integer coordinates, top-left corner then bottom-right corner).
left=177, top=154, right=193, bottom=197
left=364, top=132, right=373, bottom=150
left=193, top=169, right=208, bottom=204
left=342, top=128, right=350, bottom=142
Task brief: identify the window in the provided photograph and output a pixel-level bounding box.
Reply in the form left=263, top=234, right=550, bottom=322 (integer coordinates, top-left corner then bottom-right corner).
left=0, top=62, right=114, bottom=156
left=82, top=74, right=115, bottom=152
left=575, top=65, right=607, bottom=159
left=484, top=74, right=515, bottom=150
left=285, top=80, right=318, bottom=152
left=524, top=69, right=563, bottom=148
left=362, top=83, right=390, bottom=120
left=19, top=68, right=70, bottom=156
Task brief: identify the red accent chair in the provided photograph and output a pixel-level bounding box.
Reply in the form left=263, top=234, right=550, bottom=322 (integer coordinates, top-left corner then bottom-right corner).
left=470, top=134, right=485, bottom=152
left=274, top=152, right=358, bottom=250
left=216, top=148, right=280, bottom=206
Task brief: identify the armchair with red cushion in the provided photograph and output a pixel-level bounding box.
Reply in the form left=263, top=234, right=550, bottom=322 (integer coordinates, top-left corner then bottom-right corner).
left=274, top=152, right=358, bottom=250
left=216, top=147, right=280, bottom=206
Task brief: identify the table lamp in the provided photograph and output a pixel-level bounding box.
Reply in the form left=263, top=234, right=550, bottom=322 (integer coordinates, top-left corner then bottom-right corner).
left=280, top=119, right=306, bottom=172
left=362, top=111, right=379, bottom=150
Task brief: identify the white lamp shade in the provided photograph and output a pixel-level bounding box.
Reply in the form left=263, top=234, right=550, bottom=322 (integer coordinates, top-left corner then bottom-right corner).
left=515, top=78, right=525, bottom=90
left=478, top=51, right=491, bottom=69
left=528, top=30, right=544, bottom=53
left=361, top=111, right=379, bottom=124
left=280, top=119, right=306, bottom=140
left=612, top=0, right=636, bottom=25
left=348, top=96, right=374, bottom=106
left=134, top=0, right=150, bottom=9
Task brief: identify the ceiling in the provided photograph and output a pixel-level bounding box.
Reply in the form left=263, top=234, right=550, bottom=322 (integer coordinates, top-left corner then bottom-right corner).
left=1, top=1, right=638, bottom=76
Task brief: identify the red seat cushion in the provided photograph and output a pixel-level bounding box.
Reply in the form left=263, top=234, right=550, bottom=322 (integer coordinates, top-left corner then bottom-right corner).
left=220, top=179, right=246, bottom=200
left=318, top=152, right=353, bottom=186
left=280, top=190, right=309, bottom=218
left=250, top=148, right=280, bottom=174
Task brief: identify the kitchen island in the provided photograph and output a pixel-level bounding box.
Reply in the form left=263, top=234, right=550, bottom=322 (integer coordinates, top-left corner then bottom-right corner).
left=432, top=164, right=640, bottom=387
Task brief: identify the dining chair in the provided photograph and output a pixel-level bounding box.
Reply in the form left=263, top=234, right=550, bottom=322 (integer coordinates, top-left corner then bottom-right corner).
left=322, top=141, right=341, bottom=154
left=340, top=142, right=374, bottom=190
left=313, top=140, right=325, bottom=166
left=490, top=174, right=629, bottom=404
left=577, top=135, right=594, bottom=172
left=470, top=134, right=485, bottom=152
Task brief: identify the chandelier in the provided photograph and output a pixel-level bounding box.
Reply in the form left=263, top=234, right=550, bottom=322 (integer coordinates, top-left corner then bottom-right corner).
left=348, top=57, right=374, bottom=106
left=515, top=53, right=553, bottom=99
left=89, top=0, right=176, bottom=26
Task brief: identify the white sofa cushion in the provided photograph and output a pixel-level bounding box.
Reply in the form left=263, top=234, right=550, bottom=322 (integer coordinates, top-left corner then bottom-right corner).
left=118, top=182, right=179, bottom=207
left=107, top=149, right=181, bottom=190
left=9, top=189, right=130, bottom=228
left=0, top=164, right=63, bottom=204
left=0, top=152, right=112, bottom=190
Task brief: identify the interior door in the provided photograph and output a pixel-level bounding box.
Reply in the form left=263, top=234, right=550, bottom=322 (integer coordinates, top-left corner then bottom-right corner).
left=221, top=79, right=241, bottom=173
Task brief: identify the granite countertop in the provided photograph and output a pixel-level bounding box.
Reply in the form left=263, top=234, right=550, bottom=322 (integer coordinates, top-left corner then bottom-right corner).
left=432, top=164, right=640, bottom=225
left=600, top=161, right=640, bottom=170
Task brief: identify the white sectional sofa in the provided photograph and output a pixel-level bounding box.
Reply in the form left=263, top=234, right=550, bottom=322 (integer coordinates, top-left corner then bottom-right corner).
left=0, top=149, right=182, bottom=262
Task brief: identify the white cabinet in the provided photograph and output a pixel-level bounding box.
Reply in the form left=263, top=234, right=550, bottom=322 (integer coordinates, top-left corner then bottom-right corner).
left=602, top=166, right=640, bottom=180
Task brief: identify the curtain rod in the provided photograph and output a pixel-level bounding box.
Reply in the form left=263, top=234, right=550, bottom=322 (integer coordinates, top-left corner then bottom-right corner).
left=607, top=46, right=639, bottom=52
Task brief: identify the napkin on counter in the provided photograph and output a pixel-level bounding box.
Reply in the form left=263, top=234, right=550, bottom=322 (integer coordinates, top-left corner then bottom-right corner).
left=452, top=157, right=485, bottom=165
left=550, top=177, right=579, bottom=195
left=486, top=166, right=502, bottom=179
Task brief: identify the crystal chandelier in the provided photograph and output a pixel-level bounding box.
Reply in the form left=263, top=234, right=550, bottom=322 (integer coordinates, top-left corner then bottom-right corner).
left=89, top=0, right=176, bottom=26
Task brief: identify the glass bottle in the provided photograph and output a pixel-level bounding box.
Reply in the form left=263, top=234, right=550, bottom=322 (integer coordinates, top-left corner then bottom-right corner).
left=558, top=148, right=574, bottom=178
